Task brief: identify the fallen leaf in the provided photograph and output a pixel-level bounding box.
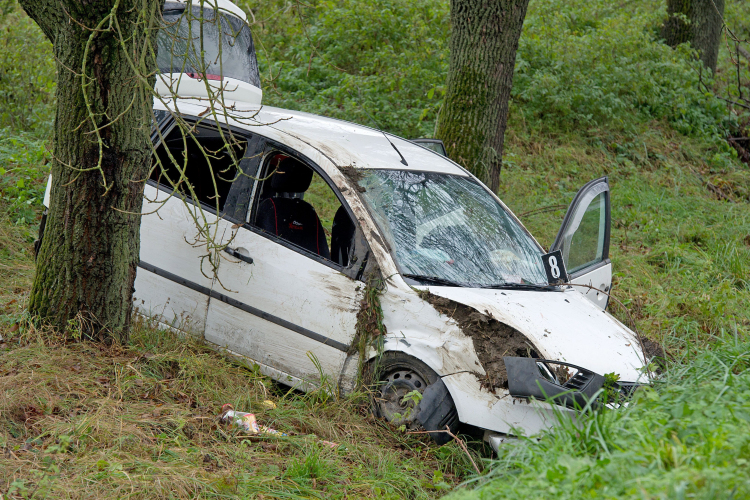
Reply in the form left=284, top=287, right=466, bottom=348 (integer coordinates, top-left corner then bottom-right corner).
left=9, top=323, right=19, bottom=333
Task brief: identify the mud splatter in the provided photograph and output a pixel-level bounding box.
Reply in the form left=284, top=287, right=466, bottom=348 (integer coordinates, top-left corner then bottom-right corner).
left=352, top=269, right=387, bottom=387
left=339, top=165, right=367, bottom=192
left=420, top=291, right=538, bottom=391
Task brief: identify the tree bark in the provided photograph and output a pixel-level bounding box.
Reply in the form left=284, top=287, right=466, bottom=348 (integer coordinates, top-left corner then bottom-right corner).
left=435, top=0, right=530, bottom=192
left=19, top=0, right=164, bottom=342
left=662, top=0, right=725, bottom=73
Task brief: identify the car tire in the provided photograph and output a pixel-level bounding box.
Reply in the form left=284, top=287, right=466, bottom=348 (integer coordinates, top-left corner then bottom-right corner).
left=368, top=351, right=459, bottom=445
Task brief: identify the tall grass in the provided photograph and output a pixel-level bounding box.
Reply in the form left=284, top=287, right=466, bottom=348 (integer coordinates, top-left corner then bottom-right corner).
left=450, top=331, right=750, bottom=499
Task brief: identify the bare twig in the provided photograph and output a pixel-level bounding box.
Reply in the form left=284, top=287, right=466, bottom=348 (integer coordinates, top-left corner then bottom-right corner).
left=407, top=426, right=481, bottom=475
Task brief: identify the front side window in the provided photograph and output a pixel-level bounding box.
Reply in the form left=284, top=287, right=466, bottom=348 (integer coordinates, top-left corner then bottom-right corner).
left=359, top=170, right=547, bottom=287
left=158, top=3, right=261, bottom=88
left=250, top=153, right=357, bottom=266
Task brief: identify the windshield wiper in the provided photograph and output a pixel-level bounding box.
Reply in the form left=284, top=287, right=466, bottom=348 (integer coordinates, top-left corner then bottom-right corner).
left=481, top=282, right=558, bottom=291
left=402, top=274, right=467, bottom=287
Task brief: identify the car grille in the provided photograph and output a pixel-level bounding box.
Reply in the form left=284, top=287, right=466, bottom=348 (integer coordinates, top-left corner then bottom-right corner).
left=562, top=369, right=596, bottom=391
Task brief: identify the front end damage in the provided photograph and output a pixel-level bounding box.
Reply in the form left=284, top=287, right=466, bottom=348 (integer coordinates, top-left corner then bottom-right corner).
left=375, top=282, right=650, bottom=447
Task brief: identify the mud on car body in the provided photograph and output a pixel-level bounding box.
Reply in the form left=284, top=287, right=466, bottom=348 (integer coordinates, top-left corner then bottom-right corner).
left=38, top=0, right=651, bottom=453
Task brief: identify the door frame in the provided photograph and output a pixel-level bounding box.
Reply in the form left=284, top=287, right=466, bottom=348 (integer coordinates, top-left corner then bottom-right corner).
left=550, top=176, right=611, bottom=280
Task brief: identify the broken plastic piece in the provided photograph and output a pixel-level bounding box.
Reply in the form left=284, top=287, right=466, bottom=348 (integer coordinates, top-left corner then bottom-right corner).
left=415, top=378, right=459, bottom=445
left=504, top=357, right=605, bottom=409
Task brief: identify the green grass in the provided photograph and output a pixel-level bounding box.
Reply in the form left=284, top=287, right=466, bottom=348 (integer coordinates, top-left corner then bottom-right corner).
left=498, top=122, right=750, bottom=347
left=0, top=322, right=479, bottom=499
left=450, top=331, right=750, bottom=499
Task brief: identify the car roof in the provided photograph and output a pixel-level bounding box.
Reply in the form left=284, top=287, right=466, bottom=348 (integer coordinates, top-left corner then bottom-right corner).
left=173, top=103, right=469, bottom=176
left=167, top=0, right=247, bottom=22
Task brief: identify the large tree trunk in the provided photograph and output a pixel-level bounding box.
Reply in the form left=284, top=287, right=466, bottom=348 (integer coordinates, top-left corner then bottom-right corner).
left=435, top=0, right=530, bottom=192
left=662, top=0, right=725, bottom=73
left=19, top=0, right=163, bottom=342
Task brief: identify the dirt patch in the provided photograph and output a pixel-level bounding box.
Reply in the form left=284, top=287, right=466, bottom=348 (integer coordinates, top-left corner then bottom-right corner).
left=420, top=291, right=538, bottom=391
left=338, top=165, right=367, bottom=192
left=642, top=337, right=670, bottom=373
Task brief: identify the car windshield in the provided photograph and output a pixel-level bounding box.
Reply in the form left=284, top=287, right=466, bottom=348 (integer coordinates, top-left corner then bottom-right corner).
left=359, top=170, right=547, bottom=287
left=158, top=3, right=260, bottom=88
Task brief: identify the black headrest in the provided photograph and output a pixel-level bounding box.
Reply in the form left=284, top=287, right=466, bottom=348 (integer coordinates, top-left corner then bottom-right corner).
left=269, top=157, right=314, bottom=193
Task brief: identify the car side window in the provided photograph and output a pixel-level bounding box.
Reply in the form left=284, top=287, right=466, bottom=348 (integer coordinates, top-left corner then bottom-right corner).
left=150, top=123, right=262, bottom=221
left=250, top=151, right=357, bottom=266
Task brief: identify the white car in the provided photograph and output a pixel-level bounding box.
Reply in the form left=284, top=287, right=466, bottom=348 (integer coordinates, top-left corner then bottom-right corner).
left=42, top=0, right=650, bottom=452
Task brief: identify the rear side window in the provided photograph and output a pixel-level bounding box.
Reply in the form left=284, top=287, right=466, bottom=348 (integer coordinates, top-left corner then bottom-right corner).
left=151, top=124, right=253, bottom=217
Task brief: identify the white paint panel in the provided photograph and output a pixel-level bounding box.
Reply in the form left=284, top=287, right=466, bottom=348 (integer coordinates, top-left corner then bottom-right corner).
left=204, top=219, right=362, bottom=384
left=156, top=74, right=262, bottom=106
left=206, top=300, right=345, bottom=384
left=133, top=270, right=208, bottom=333
left=570, top=262, right=612, bottom=310
left=155, top=102, right=468, bottom=176
left=442, top=372, right=573, bottom=435
left=135, top=184, right=218, bottom=335
left=424, top=285, right=647, bottom=382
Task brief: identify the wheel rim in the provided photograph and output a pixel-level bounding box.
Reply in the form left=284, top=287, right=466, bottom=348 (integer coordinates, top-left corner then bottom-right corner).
left=377, top=368, right=428, bottom=425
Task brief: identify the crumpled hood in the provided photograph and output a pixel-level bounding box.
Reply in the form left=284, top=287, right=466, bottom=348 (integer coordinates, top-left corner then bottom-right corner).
left=426, top=286, right=648, bottom=382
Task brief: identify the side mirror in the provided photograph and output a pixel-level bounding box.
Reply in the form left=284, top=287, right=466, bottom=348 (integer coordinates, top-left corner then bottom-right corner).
left=410, top=139, right=448, bottom=158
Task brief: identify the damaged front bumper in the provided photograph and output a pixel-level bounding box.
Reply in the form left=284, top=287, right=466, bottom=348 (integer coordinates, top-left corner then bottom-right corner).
left=504, top=357, right=642, bottom=409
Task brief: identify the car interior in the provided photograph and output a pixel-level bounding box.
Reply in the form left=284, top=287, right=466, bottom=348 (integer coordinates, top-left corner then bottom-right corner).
left=253, top=153, right=356, bottom=266
left=151, top=125, right=246, bottom=213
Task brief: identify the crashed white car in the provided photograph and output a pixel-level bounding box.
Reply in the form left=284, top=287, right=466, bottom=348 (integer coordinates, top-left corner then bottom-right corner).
left=41, top=0, right=649, bottom=452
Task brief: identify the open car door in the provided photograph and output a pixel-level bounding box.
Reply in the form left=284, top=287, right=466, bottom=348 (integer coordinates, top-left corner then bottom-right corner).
left=550, top=177, right=612, bottom=310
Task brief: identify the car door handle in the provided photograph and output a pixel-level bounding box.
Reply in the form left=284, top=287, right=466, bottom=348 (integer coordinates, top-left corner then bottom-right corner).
left=223, top=246, right=254, bottom=264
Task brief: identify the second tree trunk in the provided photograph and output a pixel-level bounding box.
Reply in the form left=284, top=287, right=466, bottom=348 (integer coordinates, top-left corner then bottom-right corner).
left=436, top=0, right=530, bottom=192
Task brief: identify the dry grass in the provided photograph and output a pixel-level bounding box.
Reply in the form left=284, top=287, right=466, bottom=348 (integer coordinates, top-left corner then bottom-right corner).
left=0, top=320, right=476, bottom=499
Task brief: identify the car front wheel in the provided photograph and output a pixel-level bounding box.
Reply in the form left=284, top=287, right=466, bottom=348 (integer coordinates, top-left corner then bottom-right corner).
left=369, top=352, right=459, bottom=445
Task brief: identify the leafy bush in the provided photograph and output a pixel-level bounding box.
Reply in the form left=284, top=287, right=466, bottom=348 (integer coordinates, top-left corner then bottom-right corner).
left=0, top=4, right=55, bottom=136
left=249, top=0, right=731, bottom=144
left=246, top=0, right=450, bottom=139
left=451, top=332, right=750, bottom=499
left=0, top=129, right=48, bottom=225
left=512, top=0, right=730, bottom=138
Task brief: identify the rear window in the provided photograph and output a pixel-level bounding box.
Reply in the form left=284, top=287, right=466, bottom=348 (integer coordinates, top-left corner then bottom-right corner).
left=158, top=2, right=261, bottom=88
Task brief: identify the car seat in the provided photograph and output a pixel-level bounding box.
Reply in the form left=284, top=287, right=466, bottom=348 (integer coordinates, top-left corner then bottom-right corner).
left=256, top=157, right=330, bottom=259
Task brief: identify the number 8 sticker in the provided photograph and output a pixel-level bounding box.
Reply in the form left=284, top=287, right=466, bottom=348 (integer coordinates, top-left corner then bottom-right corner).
left=541, top=250, right=568, bottom=284
left=548, top=255, right=560, bottom=279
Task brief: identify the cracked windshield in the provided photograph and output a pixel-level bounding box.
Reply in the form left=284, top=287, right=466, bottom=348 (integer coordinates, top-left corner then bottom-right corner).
left=360, top=170, right=547, bottom=287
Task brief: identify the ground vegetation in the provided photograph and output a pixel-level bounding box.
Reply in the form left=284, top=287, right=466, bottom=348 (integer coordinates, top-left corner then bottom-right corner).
left=1, top=0, right=750, bottom=497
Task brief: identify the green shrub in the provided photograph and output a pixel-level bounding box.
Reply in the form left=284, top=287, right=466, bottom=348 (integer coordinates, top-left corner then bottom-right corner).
left=246, top=0, right=450, bottom=139
left=250, top=0, right=731, bottom=144
left=512, top=0, right=729, bottom=138
left=0, top=4, right=55, bottom=136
